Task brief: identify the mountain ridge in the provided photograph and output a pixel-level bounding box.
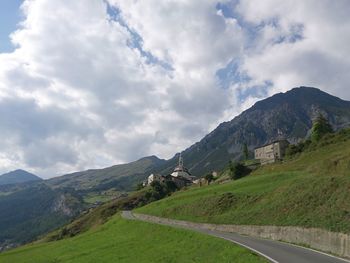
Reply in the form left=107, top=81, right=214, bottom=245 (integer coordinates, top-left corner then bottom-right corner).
left=0, top=169, right=42, bottom=186
left=157, top=86, right=350, bottom=177
left=47, top=155, right=166, bottom=191
left=1, top=86, right=349, bottom=250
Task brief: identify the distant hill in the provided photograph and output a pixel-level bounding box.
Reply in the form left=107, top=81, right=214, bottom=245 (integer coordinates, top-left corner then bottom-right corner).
left=158, top=87, right=350, bottom=177
left=0, top=156, right=166, bottom=251
left=0, top=183, right=84, bottom=251
left=47, top=155, right=166, bottom=192
left=0, top=169, right=42, bottom=186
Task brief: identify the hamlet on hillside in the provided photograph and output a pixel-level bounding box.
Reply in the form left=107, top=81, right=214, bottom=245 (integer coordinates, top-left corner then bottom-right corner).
left=144, top=154, right=196, bottom=188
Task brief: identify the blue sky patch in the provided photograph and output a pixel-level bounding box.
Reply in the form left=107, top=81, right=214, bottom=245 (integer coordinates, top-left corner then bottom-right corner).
left=0, top=0, right=24, bottom=53
left=105, top=1, right=173, bottom=71
left=237, top=82, right=271, bottom=102
left=216, top=59, right=250, bottom=89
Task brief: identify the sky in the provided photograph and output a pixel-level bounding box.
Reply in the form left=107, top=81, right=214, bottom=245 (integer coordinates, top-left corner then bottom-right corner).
left=0, top=0, right=350, bottom=178
left=0, top=0, right=23, bottom=52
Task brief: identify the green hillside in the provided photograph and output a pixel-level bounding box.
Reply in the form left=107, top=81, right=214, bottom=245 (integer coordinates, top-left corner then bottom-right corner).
left=0, top=214, right=266, bottom=263
left=47, top=156, right=165, bottom=192
left=0, top=156, right=166, bottom=250
left=158, top=87, right=350, bottom=177
left=0, top=183, right=84, bottom=250
left=137, top=129, right=350, bottom=233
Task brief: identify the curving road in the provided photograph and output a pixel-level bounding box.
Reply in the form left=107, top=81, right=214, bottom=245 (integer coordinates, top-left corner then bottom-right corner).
left=122, top=211, right=350, bottom=263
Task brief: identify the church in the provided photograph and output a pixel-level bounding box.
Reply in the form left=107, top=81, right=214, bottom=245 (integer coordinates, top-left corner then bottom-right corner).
left=171, top=154, right=193, bottom=180
left=168, top=154, right=194, bottom=187
left=145, top=153, right=194, bottom=188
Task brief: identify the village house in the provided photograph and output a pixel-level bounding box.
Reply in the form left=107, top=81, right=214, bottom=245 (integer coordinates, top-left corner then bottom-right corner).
left=145, top=154, right=194, bottom=188
left=147, top=173, right=164, bottom=185
left=254, top=139, right=290, bottom=165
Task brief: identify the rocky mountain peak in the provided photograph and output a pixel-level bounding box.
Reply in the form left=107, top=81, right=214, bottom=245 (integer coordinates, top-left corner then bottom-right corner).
left=159, top=87, right=350, bottom=177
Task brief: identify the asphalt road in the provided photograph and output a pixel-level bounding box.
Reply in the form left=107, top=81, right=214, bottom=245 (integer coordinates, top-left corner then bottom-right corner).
left=122, top=211, right=350, bottom=263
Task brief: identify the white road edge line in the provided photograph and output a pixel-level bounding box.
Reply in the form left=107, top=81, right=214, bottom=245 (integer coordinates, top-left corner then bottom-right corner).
left=214, top=236, right=279, bottom=263
left=227, top=230, right=350, bottom=263
left=125, top=212, right=279, bottom=263
left=126, top=212, right=350, bottom=263
left=280, top=241, right=350, bottom=263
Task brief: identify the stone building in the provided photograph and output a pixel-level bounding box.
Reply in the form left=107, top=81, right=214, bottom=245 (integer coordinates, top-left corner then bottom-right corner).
left=254, top=139, right=290, bottom=165
left=144, top=154, right=194, bottom=188
left=147, top=173, right=163, bottom=185
left=169, top=154, right=194, bottom=187
left=165, top=174, right=192, bottom=188
left=171, top=154, right=193, bottom=180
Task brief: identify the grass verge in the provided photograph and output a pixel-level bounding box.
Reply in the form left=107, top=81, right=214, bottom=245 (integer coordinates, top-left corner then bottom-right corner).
left=0, top=214, right=266, bottom=263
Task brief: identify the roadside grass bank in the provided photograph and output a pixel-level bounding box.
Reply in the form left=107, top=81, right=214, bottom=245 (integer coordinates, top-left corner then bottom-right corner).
left=137, top=129, right=350, bottom=233
left=0, top=214, right=266, bottom=263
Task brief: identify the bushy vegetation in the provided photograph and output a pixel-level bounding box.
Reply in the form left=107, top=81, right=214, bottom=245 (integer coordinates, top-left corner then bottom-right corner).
left=0, top=215, right=266, bottom=263
left=137, top=128, right=350, bottom=233
left=285, top=139, right=311, bottom=157
left=204, top=173, right=214, bottom=184
left=229, top=161, right=251, bottom=180
left=286, top=115, right=335, bottom=158
left=242, top=143, right=249, bottom=160
left=311, top=114, right=333, bottom=142
left=144, top=180, right=178, bottom=201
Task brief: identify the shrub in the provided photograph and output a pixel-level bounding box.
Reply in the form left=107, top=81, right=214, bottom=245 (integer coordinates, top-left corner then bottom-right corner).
left=229, top=161, right=251, bottom=180
left=164, top=180, right=178, bottom=193
left=242, top=143, right=249, bottom=160
left=285, top=139, right=311, bottom=157
left=311, top=114, right=333, bottom=142
left=136, top=183, right=144, bottom=191
left=146, top=180, right=179, bottom=202
left=204, top=174, right=214, bottom=185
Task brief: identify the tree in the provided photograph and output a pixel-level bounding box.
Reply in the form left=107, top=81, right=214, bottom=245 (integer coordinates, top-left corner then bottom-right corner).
left=145, top=179, right=179, bottom=202
left=285, top=139, right=311, bottom=157
left=242, top=143, right=249, bottom=160
left=150, top=180, right=162, bottom=191
left=164, top=180, right=178, bottom=193
left=311, top=114, right=333, bottom=142
left=229, top=161, right=251, bottom=180
left=136, top=183, right=144, bottom=191
left=149, top=181, right=165, bottom=199
left=205, top=173, right=214, bottom=185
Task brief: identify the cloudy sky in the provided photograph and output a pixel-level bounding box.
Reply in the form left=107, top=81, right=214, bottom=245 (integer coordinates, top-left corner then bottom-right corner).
left=0, top=0, right=349, bottom=178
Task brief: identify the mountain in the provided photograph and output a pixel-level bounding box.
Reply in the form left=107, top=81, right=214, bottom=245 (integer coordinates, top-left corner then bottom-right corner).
left=0, top=156, right=165, bottom=251
left=1, top=86, right=349, bottom=251
left=0, top=169, right=42, bottom=186
left=0, top=183, right=84, bottom=251
left=47, top=155, right=166, bottom=192
left=159, top=87, right=350, bottom=177
left=2, top=128, right=350, bottom=262
left=138, top=128, right=350, bottom=235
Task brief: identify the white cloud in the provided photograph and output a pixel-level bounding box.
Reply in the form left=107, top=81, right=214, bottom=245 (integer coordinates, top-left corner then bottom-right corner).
left=236, top=0, right=350, bottom=99
left=0, top=0, right=244, bottom=177
left=0, top=0, right=349, bottom=178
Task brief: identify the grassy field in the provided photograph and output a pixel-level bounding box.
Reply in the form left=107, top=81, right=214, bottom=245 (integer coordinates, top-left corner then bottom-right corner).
left=137, top=129, right=350, bottom=233
left=0, top=214, right=266, bottom=263
left=83, top=189, right=125, bottom=204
